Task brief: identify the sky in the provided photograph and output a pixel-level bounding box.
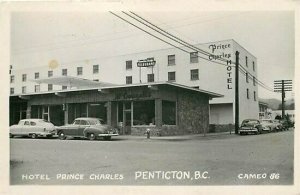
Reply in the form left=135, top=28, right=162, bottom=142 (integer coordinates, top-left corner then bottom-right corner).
left=10, top=11, right=295, bottom=100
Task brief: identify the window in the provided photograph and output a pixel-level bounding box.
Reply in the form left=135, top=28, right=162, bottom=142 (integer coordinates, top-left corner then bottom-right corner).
left=247, top=88, right=249, bottom=99
left=126, top=76, right=132, bottom=84
left=10, top=75, right=15, bottom=83
left=133, top=100, right=155, bottom=126
left=48, top=70, right=53, bottom=77
left=168, top=55, right=175, bottom=65
left=93, top=79, right=99, bottom=82
left=126, top=60, right=132, bottom=70
left=35, top=85, right=40, bottom=92
left=24, top=121, right=30, bottom=126
left=48, top=84, right=53, bottom=91
left=22, top=86, right=26, bottom=94
left=162, top=101, right=176, bottom=125
left=254, top=91, right=257, bottom=101
left=190, top=52, right=198, bottom=63
left=22, top=74, right=27, bottom=82
left=77, top=67, right=83, bottom=75
left=10, top=88, right=14, bottom=95
left=246, top=72, right=249, bottom=83
left=147, top=74, right=154, bottom=82
left=246, top=56, right=248, bottom=67
left=168, top=71, right=176, bottom=82
left=30, top=121, right=36, bottom=126
left=35, top=72, right=39, bottom=79
left=190, top=69, right=199, bottom=80
left=62, top=69, right=67, bottom=76
left=62, top=86, right=67, bottom=90
left=253, top=76, right=256, bottom=86
left=253, top=61, right=255, bottom=71
left=93, top=65, right=99, bottom=74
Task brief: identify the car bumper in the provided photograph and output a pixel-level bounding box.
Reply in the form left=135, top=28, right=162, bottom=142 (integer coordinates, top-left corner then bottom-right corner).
left=98, top=133, right=119, bottom=137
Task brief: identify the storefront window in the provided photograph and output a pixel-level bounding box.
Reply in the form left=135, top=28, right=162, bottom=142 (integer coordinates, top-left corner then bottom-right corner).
left=162, top=100, right=176, bottom=125
left=133, top=100, right=155, bottom=126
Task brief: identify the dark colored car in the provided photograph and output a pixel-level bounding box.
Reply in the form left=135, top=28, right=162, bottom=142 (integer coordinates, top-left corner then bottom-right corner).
left=239, top=119, right=263, bottom=135
left=56, top=118, right=118, bottom=140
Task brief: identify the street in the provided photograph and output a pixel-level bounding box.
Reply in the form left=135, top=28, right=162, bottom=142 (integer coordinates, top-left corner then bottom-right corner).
left=10, top=130, right=294, bottom=185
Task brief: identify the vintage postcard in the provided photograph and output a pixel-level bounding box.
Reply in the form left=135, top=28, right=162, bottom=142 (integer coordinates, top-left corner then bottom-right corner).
left=0, top=1, right=299, bottom=195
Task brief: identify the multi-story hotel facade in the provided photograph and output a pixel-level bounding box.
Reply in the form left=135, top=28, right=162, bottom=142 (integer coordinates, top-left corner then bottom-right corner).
left=10, top=39, right=259, bottom=133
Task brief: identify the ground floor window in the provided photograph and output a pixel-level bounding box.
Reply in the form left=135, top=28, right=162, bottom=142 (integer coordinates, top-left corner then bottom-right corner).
left=162, top=100, right=176, bottom=125
left=133, top=100, right=155, bottom=125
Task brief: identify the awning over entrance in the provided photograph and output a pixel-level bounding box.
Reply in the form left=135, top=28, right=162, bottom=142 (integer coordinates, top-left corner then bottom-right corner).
left=32, top=76, right=116, bottom=88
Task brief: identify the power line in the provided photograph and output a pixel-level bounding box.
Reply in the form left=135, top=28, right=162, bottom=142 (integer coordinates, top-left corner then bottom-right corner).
left=115, top=11, right=274, bottom=93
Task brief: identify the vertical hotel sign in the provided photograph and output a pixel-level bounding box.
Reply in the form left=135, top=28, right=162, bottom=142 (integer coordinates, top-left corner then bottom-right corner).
left=208, top=43, right=233, bottom=90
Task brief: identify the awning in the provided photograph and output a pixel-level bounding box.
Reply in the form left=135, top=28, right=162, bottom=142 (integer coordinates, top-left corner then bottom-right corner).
left=31, top=76, right=116, bottom=88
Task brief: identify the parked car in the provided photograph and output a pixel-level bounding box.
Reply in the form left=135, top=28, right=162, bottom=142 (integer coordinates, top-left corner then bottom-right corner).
left=273, top=119, right=283, bottom=131
left=280, top=119, right=290, bottom=131
left=239, top=119, right=263, bottom=135
left=56, top=117, right=118, bottom=141
left=10, top=119, right=56, bottom=138
left=260, top=119, right=277, bottom=132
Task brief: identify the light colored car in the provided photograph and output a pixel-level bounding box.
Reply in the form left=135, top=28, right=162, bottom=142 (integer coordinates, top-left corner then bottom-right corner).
left=239, top=119, right=263, bottom=135
left=56, top=118, right=118, bottom=141
left=10, top=119, right=56, bottom=138
left=260, top=119, right=277, bottom=132
left=273, top=119, right=283, bottom=131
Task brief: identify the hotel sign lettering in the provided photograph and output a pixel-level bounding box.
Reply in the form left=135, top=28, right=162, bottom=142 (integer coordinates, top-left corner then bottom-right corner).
left=208, top=43, right=233, bottom=90
left=114, top=89, right=151, bottom=100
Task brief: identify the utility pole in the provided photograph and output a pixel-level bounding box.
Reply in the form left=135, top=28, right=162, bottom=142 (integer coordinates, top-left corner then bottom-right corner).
left=274, top=80, right=292, bottom=120
left=235, top=51, right=239, bottom=134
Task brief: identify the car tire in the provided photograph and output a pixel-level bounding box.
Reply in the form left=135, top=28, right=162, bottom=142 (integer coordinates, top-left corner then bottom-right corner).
left=104, top=136, right=111, bottom=141
left=58, top=131, right=66, bottom=140
left=31, top=134, right=37, bottom=139
left=87, top=133, right=96, bottom=141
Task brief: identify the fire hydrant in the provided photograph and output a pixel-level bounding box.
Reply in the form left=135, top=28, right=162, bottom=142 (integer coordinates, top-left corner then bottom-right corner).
left=146, top=128, right=151, bottom=139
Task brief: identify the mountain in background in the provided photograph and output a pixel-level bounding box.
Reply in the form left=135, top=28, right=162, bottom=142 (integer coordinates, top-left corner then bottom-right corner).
left=259, top=98, right=294, bottom=110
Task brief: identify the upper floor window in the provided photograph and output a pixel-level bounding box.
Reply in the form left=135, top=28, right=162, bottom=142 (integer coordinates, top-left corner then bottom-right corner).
left=190, top=69, right=199, bottom=80
left=247, top=88, right=250, bottom=99
left=93, top=65, right=99, bottom=74
left=246, top=72, right=249, bottom=83
left=62, top=86, right=67, bottom=90
left=22, top=86, right=26, bottom=94
left=147, top=74, right=154, bottom=83
left=168, top=71, right=176, bottom=82
left=254, top=91, right=257, bottom=101
left=246, top=56, right=248, bottom=67
left=22, top=74, right=27, bottom=82
left=77, top=67, right=83, bottom=75
left=48, top=70, right=53, bottom=77
left=10, top=88, right=14, bottom=95
left=35, top=85, right=40, bottom=93
left=126, top=60, right=132, bottom=70
left=168, top=55, right=175, bottom=65
left=253, top=61, right=255, bottom=71
left=253, top=76, right=256, bottom=86
left=35, top=72, right=39, bottom=79
left=126, top=76, right=132, bottom=84
left=10, top=75, right=15, bottom=83
left=190, top=52, right=198, bottom=63
left=62, top=69, right=67, bottom=76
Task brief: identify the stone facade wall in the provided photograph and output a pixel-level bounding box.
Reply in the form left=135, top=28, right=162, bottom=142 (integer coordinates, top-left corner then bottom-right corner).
left=177, top=90, right=210, bottom=134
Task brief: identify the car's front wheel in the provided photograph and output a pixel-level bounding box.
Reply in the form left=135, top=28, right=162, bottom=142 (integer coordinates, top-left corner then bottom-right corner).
left=87, top=133, right=96, bottom=141
left=58, top=131, right=66, bottom=140
left=31, top=133, right=37, bottom=139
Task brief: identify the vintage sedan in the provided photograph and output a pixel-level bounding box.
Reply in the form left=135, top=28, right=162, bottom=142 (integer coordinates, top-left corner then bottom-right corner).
left=239, top=119, right=263, bottom=135
left=260, top=119, right=277, bottom=132
left=56, top=117, right=118, bottom=141
left=10, top=119, right=56, bottom=138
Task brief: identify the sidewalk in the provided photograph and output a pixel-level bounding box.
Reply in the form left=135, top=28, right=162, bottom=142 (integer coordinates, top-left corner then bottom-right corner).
left=116, top=131, right=237, bottom=141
